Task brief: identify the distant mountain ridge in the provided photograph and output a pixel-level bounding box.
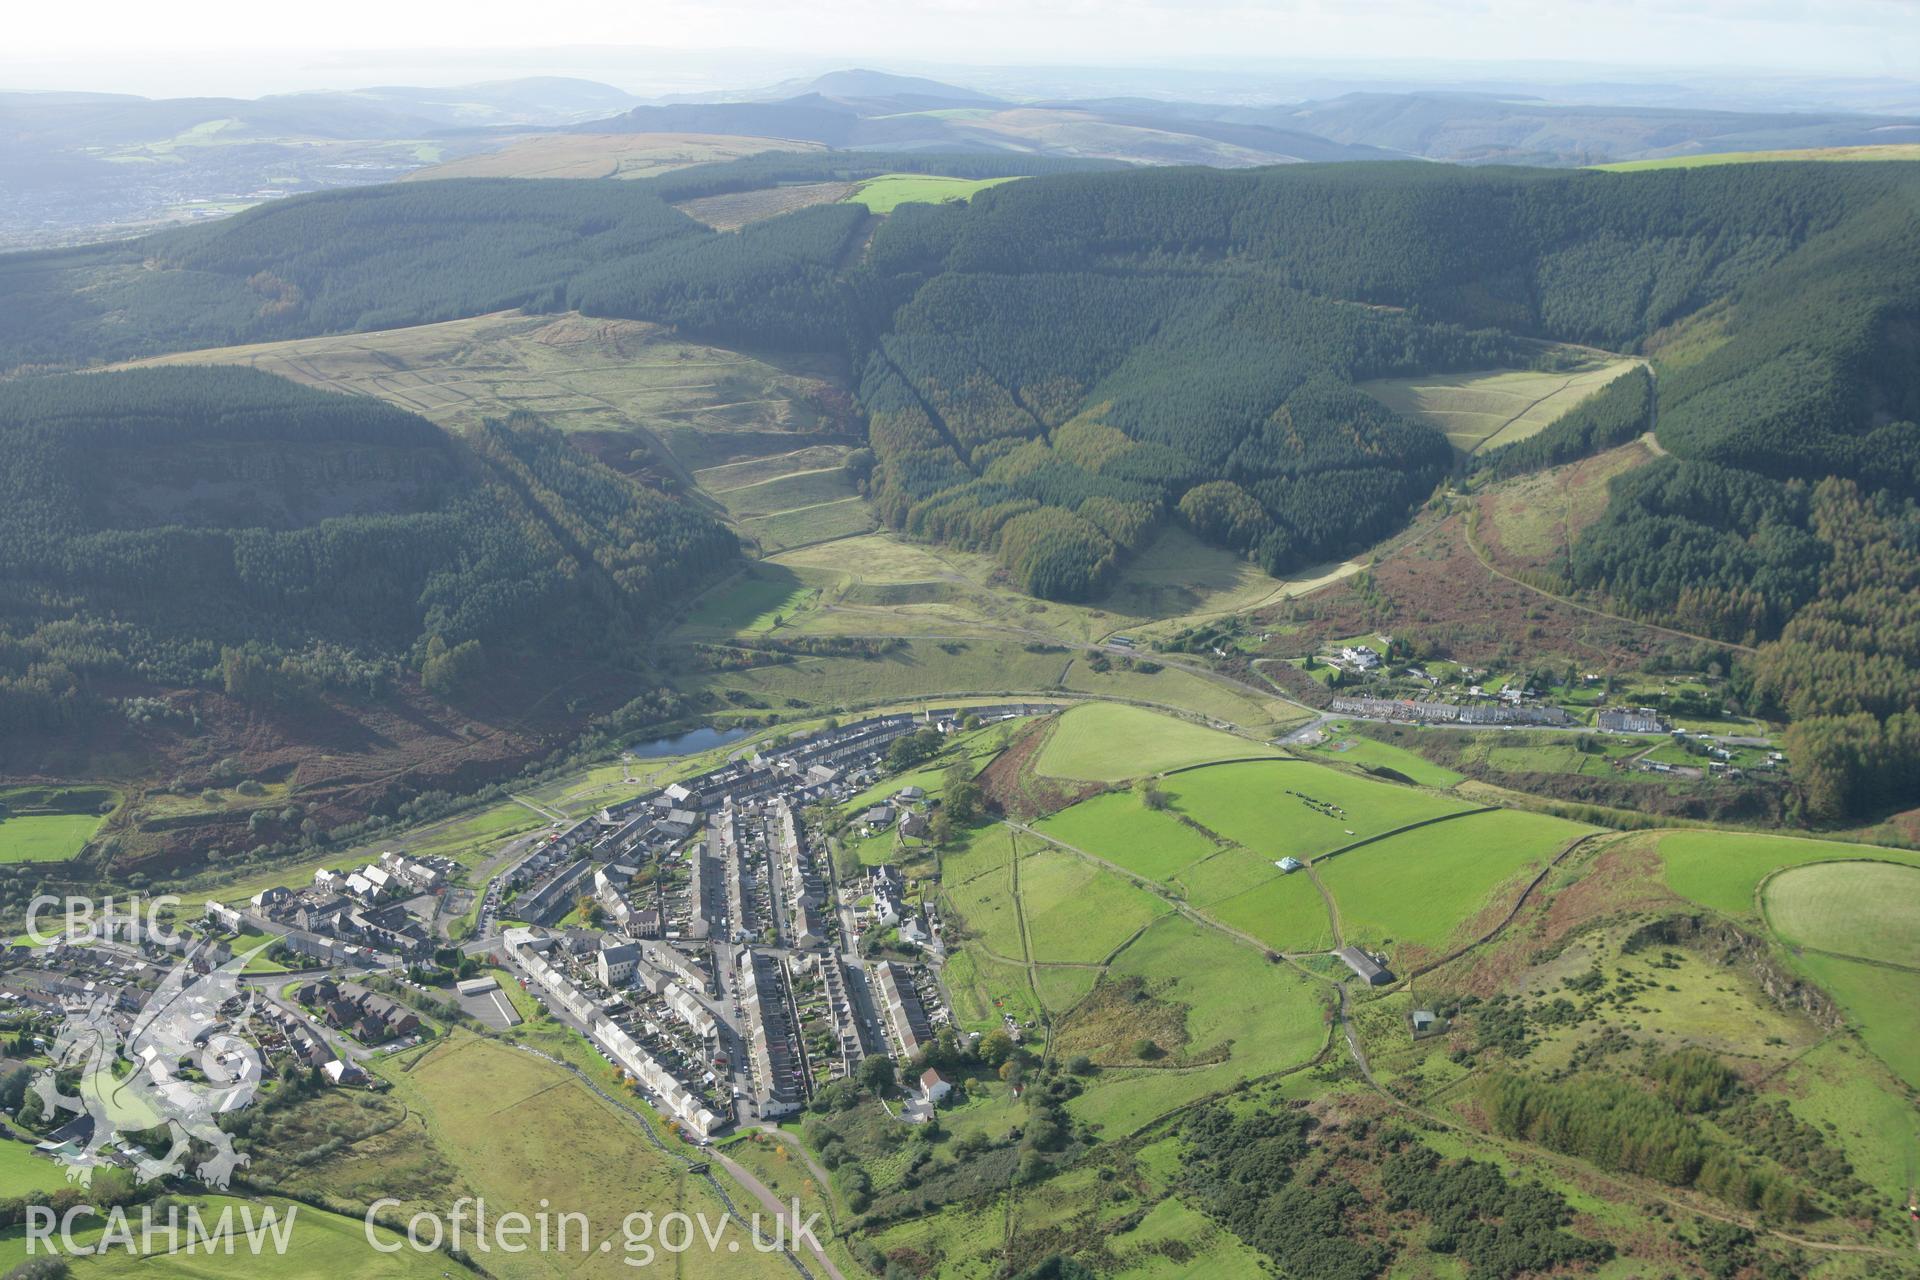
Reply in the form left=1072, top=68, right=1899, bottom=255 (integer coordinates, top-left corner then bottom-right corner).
left=8, top=64, right=1920, bottom=250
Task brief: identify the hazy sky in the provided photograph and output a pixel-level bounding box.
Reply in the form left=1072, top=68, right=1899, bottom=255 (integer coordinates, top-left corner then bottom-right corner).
left=7, top=0, right=1919, bottom=97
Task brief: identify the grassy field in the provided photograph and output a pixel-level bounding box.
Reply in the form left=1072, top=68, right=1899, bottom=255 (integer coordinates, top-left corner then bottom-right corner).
left=378, top=1032, right=792, bottom=1280
left=667, top=634, right=1296, bottom=735
left=1593, top=143, right=1920, bottom=171
left=1772, top=1037, right=1920, bottom=1201
left=1158, top=759, right=1475, bottom=862
left=682, top=564, right=823, bottom=633
left=1300, top=726, right=1465, bottom=787
left=1358, top=356, right=1642, bottom=456
left=1034, top=791, right=1224, bottom=883
left=1790, top=950, right=1920, bottom=1091
left=229, top=925, right=292, bottom=973
left=1016, top=845, right=1172, bottom=965
left=0, top=1138, right=80, bottom=1197
left=0, top=811, right=101, bottom=862
left=942, top=827, right=1039, bottom=965
left=843, top=174, right=1019, bottom=213
left=407, top=132, right=817, bottom=181
left=1658, top=829, right=1920, bottom=921
left=1316, top=807, right=1592, bottom=960
left=1762, top=860, right=1920, bottom=967
left=1034, top=702, right=1281, bottom=782
left=1200, top=868, right=1335, bottom=952
left=0, top=1195, right=443, bottom=1279
left=867, top=1161, right=1213, bottom=1280
left=943, top=946, right=1045, bottom=1029
left=1062, top=916, right=1329, bottom=1136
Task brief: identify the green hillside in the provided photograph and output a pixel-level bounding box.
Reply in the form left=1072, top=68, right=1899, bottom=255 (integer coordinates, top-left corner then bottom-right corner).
left=4, top=157, right=1919, bottom=813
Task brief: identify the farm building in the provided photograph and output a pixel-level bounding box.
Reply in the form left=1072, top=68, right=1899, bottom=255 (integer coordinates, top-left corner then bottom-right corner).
left=1335, top=946, right=1392, bottom=986
left=1275, top=857, right=1303, bottom=873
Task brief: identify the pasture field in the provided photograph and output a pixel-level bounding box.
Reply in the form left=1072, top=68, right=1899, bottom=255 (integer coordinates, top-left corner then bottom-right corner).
left=0, top=1139, right=77, bottom=1197
left=1033, top=791, right=1223, bottom=882
left=1316, top=807, right=1591, bottom=959
left=0, top=811, right=100, bottom=862
left=1035, top=965, right=1101, bottom=1013
left=692, top=443, right=878, bottom=552
left=1358, top=356, right=1642, bottom=455
left=406, top=132, right=816, bottom=181
left=1463, top=918, right=1819, bottom=1079
left=1034, top=701, right=1281, bottom=782
left=1484, top=743, right=1628, bottom=776
left=676, top=637, right=1072, bottom=709
left=1786, top=951, right=1920, bottom=1091
left=843, top=174, right=1019, bottom=212
left=1658, top=829, right=1920, bottom=921
left=379, top=1032, right=792, bottom=1280
left=942, top=947, right=1043, bottom=1028
left=940, top=827, right=1034, bottom=963
left=1762, top=861, right=1920, bottom=967
left=1062, top=916, right=1329, bottom=1135
left=1172, top=844, right=1291, bottom=906
left=1158, top=759, right=1474, bottom=862
left=1301, top=728, right=1465, bottom=787
left=1593, top=143, right=1920, bottom=171
left=1200, top=869, right=1336, bottom=952
left=672, top=636, right=1294, bottom=734
left=1015, top=845, right=1171, bottom=965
